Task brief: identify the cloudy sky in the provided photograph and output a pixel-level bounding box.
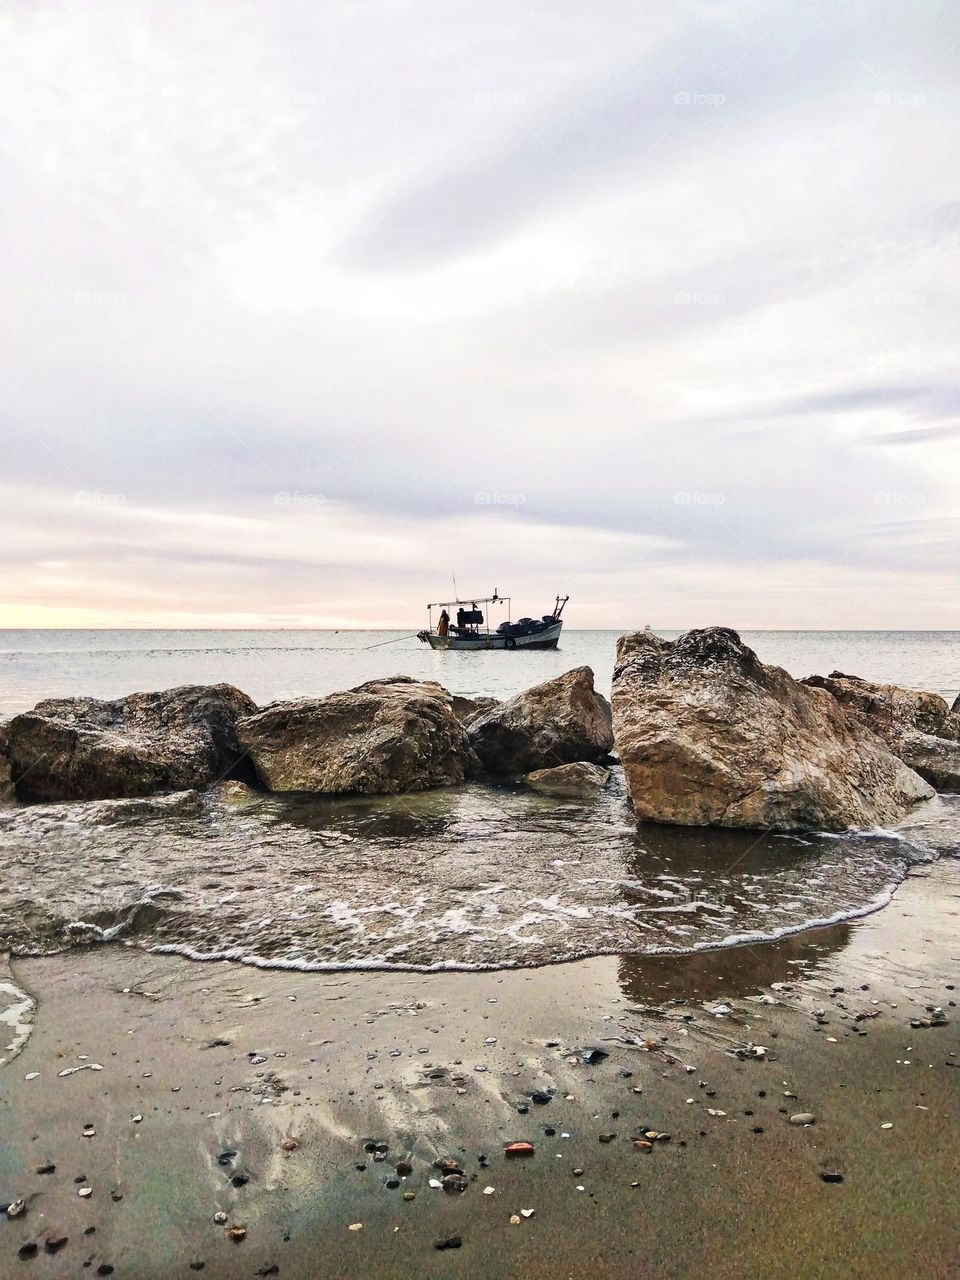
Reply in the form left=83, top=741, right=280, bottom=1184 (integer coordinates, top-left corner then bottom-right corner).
left=1, top=0, right=958, bottom=629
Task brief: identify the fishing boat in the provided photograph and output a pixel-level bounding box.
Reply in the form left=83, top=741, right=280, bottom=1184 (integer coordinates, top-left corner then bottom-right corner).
left=417, top=591, right=568, bottom=651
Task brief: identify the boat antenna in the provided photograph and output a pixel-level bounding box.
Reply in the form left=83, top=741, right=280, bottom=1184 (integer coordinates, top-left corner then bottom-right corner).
left=452, top=569, right=458, bottom=601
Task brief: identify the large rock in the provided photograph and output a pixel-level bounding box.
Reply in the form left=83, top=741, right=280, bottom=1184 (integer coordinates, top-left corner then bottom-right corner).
left=237, top=676, right=478, bottom=794
left=802, top=671, right=960, bottom=791
left=801, top=671, right=960, bottom=743
left=953, top=692, right=960, bottom=716
left=5, top=685, right=257, bottom=801
left=525, top=761, right=610, bottom=798
left=467, top=668, right=613, bottom=775
left=899, top=731, right=960, bottom=792
left=611, top=627, right=934, bottom=832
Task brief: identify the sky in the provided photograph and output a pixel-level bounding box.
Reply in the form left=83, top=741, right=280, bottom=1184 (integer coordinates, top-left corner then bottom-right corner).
left=1, top=0, right=958, bottom=630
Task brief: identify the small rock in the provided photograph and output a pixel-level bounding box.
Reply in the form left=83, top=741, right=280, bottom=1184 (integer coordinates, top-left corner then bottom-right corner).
left=790, top=1113, right=816, bottom=1126
left=504, top=1142, right=535, bottom=1158
left=520, top=1208, right=535, bottom=1218
left=435, top=1236, right=462, bottom=1250
left=483, top=1186, right=495, bottom=1196
left=36, top=1163, right=56, bottom=1175
left=214, top=1212, right=228, bottom=1224
left=820, top=1171, right=844, bottom=1184
left=44, top=1233, right=68, bottom=1253
left=82, top=1124, right=96, bottom=1137
left=281, top=1138, right=298, bottom=1152
left=6, top=1198, right=26, bottom=1218
left=228, top=1225, right=247, bottom=1242
left=598, top=1133, right=616, bottom=1144
left=510, top=1214, right=521, bottom=1225
left=18, top=1243, right=39, bottom=1260
left=402, top=1191, right=416, bottom=1202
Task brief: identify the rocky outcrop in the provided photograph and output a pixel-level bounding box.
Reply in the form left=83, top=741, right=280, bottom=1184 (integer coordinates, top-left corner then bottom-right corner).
left=899, top=731, right=960, bottom=792
left=801, top=671, right=959, bottom=743
left=467, top=668, right=613, bottom=775
left=76, top=790, right=205, bottom=824
left=953, top=693, right=960, bottom=716
left=237, top=677, right=478, bottom=794
left=525, top=761, right=610, bottom=798
left=5, top=685, right=257, bottom=802
left=611, top=628, right=933, bottom=832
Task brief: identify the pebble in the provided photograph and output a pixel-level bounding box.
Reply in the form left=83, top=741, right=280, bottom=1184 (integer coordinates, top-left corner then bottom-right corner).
left=820, top=1171, right=844, bottom=1184
left=281, top=1138, right=298, bottom=1152
left=598, top=1133, right=616, bottom=1144
left=520, top=1208, right=535, bottom=1218
left=228, top=1226, right=247, bottom=1242
left=483, top=1186, right=496, bottom=1195
left=18, top=1243, right=39, bottom=1260
left=6, top=1198, right=26, bottom=1218
left=402, top=1191, right=416, bottom=1202
left=36, top=1163, right=56, bottom=1175
left=790, top=1113, right=816, bottom=1125
left=881, top=1122, right=893, bottom=1130
left=82, top=1124, right=96, bottom=1137
left=44, top=1233, right=68, bottom=1253
left=505, top=1142, right=535, bottom=1158
left=509, top=1214, right=521, bottom=1225
left=214, top=1212, right=228, bottom=1224
left=78, top=1187, right=93, bottom=1198
left=348, top=1223, right=363, bottom=1232
left=435, top=1236, right=462, bottom=1250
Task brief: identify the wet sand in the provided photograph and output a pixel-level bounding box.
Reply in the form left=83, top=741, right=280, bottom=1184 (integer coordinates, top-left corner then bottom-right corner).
left=2, top=860, right=959, bottom=1279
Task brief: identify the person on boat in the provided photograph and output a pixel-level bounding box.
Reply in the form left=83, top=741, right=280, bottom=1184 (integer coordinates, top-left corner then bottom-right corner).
left=438, top=609, right=450, bottom=637
left=456, top=607, right=466, bottom=632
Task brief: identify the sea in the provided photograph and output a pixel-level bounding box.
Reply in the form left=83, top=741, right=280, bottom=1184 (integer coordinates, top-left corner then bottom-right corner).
left=0, top=629, right=958, bottom=989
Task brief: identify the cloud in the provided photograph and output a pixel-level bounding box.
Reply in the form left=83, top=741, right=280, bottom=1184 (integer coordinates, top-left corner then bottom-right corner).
left=0, top=0, right=958, bottom=627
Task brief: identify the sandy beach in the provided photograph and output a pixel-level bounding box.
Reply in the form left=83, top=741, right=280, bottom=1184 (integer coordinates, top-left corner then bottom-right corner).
left=2, top=856, right=958, bottom=1279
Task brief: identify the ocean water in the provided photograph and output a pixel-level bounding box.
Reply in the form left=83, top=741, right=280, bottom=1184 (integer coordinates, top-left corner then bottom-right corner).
left=0, top=628, right=958, bottom=715
left=0, top=628, right=958, bottom=988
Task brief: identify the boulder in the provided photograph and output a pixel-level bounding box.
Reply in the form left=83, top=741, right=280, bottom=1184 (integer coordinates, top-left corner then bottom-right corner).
left=801, top=671, right=959, bottom=743
left=899, top=731, right=960, bottom=792
left=236, top=677, right=478, bottom=794
left=76, top=790, right=205, bottom=824
left=611, top=627, right=933, bottom=832
left=451, top=695, right=499, bottom=725
left=5, top=684, right=257, bottom=802
left=525, top=761, right=610, bottom=798
left=467, top=667, right=613, bottom=775
left=953, top=693, right=960, bottom=716
left=802, top=671, right=960, bottom=791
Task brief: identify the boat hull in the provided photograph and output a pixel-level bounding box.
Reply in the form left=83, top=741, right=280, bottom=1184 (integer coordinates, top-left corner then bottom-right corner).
left=419, top=622, right=563, bottom=651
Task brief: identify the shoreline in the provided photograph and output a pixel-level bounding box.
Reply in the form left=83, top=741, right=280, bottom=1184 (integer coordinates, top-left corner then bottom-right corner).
left=2, top=857, right=958, bottom=1278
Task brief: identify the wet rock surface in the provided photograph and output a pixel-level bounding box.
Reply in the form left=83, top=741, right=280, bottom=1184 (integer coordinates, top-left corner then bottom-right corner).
left=5, top=684, right=257, bottom=802
left=468, top=667, right=613, bottom=776
left=525, top=761, right=610, bottom=798
left=611, top=628, right=934, bottom=831
left=237, top=677, right=479, bottom=795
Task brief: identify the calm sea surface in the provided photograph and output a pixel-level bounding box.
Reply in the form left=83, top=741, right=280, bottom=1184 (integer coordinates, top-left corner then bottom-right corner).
left=0, top=629, right=957, bottom=993
left=1, top=629, right=958, bottom=715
